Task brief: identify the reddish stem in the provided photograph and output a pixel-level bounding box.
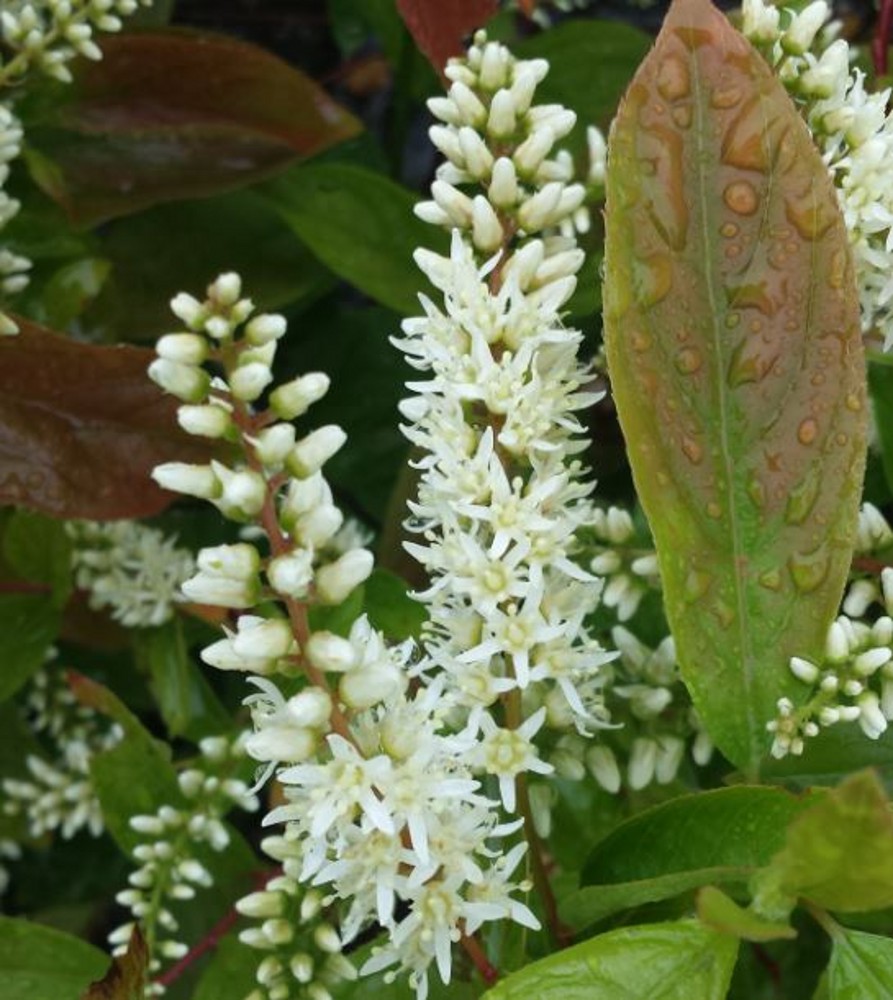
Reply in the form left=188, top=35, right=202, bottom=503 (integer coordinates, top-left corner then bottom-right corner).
left=154, top=871, right=276, bottom=988
left=853, top=555, right=892, bottom=575
left=0, top=580, right=52, bottom=594
left=874, top=0, right=893, bottom=77
left=460, top=932, right=500, bottom=986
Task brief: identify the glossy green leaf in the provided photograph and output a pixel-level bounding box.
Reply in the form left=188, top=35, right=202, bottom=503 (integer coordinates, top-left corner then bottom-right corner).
left=697, top=886, right=796, bottom=941
left=0, top=915, right=107, bottom=1000
left=517, top=21, right=650, bottom=152
left=828, top=928, right=893, bottom=999
left=24, top=30, right=363, bottom=226
left=84, top=189, right=334, bottom=343
left=262, top=163, right=448, bottom=315
left=134, top=619, right=232, bottom=741
left=566, top=786, right=816, bottom=927
left=3, top=509, right=72, bottom=607
left=757, top=771, right=893, bottom=913
left=364, top=568, right=426, bottom=640
left=762, top=724, right=893, bottom=786
left=483, top=920, right=738, bottom=999
left=0, top=319, right=211, bottom=519
left=0, top=595, right=59, bottom=702
left=192, top=938, right=258, bottom=1000
left=603, top=0, right=867, bottom=773
left=73, top=674, right=182, bottom=854
left=868, top=363, right=893, bottom=498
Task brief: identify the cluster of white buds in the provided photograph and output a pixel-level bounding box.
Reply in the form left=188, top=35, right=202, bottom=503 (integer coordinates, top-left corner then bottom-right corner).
left=0, top=0, right=153, bottom=84
left=418, top=28, right=604, bottom=245
left=398, top=29, right=616, bottom=748
left=67, top=520, right=195, bottom=628
left=151, top=274, right=538, bottom=999
left=0, top=105, right=27, bottom=335
left=768, top=569, right=893, bottom=757
left=3, top=664, right=121, bottom=839
left=588, top=505, right=661, bottom=622
left=237, top=841, right=357, bottom=1000
left=109, top=735, right=258, bottom=994
left=581, top=626, right=713, bottom=793
left=741, top=0, right=893, bottom=350
left=0, top=1, right=152, bottom=333
left=840, top=503, right=893, bottom=618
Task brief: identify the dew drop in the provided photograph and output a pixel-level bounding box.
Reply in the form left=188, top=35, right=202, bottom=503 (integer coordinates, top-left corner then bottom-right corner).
left=712, top=601, right=735, bottom=629
left=785, top=196, right=836, bottom=241
left=723, top=180, right=759, bottom=216
left=711, top=85, right=741, bottom=109
left=845, top=392, right=862, bottom=412
left=785, top=461, right=821, bottom=525
left=828, top=249, right=847, bottom=290
left=811, top=373, right=825, bottom=386
left=681, top=436, right=703, bottom=464
left=747, top=473, right=766, bottom=509
left=684, top=568, right=712, bottom=603
left=725, top=244, right=742, bottom=259
left=657, top=55, right=691, bottom=101
left=758, top=568, right=782, bottom=591
left=675, top=347, right=702, bottom=374
left=720, top=222, right=739, bottom=238
left=706, top=501, right=722, bottom=519
left=725, top=313, right=740, bottom=329
left=797, top=418, right=818, bottom=445
left=630, top=329, right=653, bottom=353
left=671, top=105, right=692, bottom=129
left=788, top=545, right=830, bottom=593
left=633, top=253, right=672, bottom=308
left=835, top=432, right=848, bottom=446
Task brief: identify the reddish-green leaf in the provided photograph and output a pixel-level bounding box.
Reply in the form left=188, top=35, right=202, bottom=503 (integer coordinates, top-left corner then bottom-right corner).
left=0, top=318, right=209, bottom=518
left=603, top=0, right=867, bottom=772
left=397, top=0, right=497, bottom=74
left=25, top=30, right=363, bottom=226
left=80, top=926, right=147, bottom=1000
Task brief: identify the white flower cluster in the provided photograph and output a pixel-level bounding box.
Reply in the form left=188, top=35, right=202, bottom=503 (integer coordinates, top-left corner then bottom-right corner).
left=150, top=274, right=538, bottom=999
left=3, top=664, right=121, bottom=839
left=588, top=506, right=660, bottom=622
left=0, top=1, right=152, bottom=333
left=398, top=30, right=615, bottom=737
left=768, top=568, right=893, bottom=756
left=741, top=0, right=893, bottom=350
left=237, top=843, right=357, bottom=1000
left=67, top=520, right=195, bottom=628
left=109, top=735, right=258, bottom=994
left=1, top=0, right=151, bottom=83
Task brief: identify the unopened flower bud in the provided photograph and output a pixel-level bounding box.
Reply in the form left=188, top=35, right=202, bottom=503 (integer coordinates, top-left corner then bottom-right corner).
left=233, top=615, right=294, bottom=659
left=177, top=403, right=232, bottom=438
left=253, top=424, right=296, bottom=466
left=315, top=548, right=374, bottom=604
left=267, top=551, right=314, bottom=599
left=198, top=542, right=260, bottom=579
left=246, top=726, right=316, bottom=764
left=148, top=358, right=210, bottom=402
left=156, top=333, right=208, bottom=364
left=230, top=362, right=273, bottom=402
left=306, top=631, right=357, bottom=673
left=270, top=372, right=330, bottom=420
left=245, top=313, right=287, bottom=345
left=339, top=664, right=403, bottom=709
left=212, top=462, right=266, bottom=518
left=286, top=688, right=332, bottom=728
left=170, top=292, right=205, bottom=328
left=288, top=426, right=347, bottom=477
left=209, top=272, right=242, bottom=306
left=152, top=462, right=220, bottom=500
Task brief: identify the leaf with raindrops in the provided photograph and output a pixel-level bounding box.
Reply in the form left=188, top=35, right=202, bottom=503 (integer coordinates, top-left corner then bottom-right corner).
left=603, top=0, right=867, bottom=773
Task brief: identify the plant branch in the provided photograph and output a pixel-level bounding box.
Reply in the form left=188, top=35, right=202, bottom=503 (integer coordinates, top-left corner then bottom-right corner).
left=874, top=0, right=893, bottom=78
left=460, top=931, right=500, bottom=986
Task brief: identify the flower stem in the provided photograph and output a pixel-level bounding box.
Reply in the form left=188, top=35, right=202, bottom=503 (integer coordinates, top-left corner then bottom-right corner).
left=460, top=932, right=500, bottom=986
left=874, top=0, right=893, bottom=77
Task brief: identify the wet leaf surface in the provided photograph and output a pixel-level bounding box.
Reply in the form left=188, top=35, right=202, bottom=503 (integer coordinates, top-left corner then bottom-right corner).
left=24, top=30, right=363, bottom=226
left=0, top=318, right=210, bottom=519
left=603, top=0, right=867, bottom=772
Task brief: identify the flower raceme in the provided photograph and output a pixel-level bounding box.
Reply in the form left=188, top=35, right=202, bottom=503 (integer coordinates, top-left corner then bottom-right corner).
left=149, top=273, right=540, bottom=999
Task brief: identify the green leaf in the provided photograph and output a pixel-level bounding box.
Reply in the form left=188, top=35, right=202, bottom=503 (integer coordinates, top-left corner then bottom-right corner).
left=192, top=937, right=259, bottom=1000
left=756, top=771, right=893, bottom=913
left=262, top=163, right=448, bottom=315
left=762, top=724, right=893, bottom=785
left=3, top=508, right=72, bottom=607
left=482, top=920, right=738, bottom=1000
left=134, top=619, right=232, bottom=741
left=566, top=786, right=816, bottom=928
left=0, top=915, right=107, bottom=1000
left=84, top=189, right=334, bottom=343
left=602, top=0, right=867, bottom=773
left=0, top=595, right=59, bottom=701
left=868, top=363, right=893, bottom=498
left=697, top=886, right=796, bottom=942
left=517, top=21, right=650, bottom=152
left=24, top=30, right=363, bottom=226
left=73, top=674, right=182, bottom=854
left=829, top=928, right=893, bottom=999
left=364, top=568, right=426, bottom=640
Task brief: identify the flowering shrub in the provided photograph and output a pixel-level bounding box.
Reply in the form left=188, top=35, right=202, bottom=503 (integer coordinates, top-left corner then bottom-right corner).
left=2, top=0, right=893, bottom=998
